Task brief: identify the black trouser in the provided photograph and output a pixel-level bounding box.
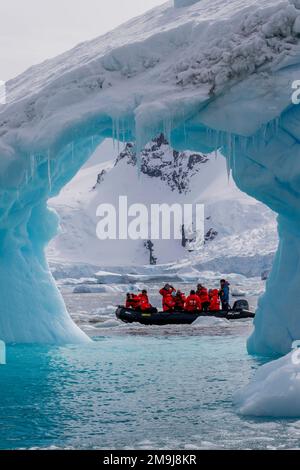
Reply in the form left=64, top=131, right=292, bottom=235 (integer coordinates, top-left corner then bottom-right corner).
left=221, top=301, right=230, bottom=311
left=202, top=302, right=210, bottom=312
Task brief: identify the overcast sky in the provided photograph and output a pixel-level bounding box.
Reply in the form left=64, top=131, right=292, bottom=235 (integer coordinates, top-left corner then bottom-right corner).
left=1, top=0, right=165, bottom=81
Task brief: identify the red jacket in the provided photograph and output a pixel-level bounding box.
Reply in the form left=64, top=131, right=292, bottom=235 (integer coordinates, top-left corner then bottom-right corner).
left=174, top=293, right=186, bottom=310
left=209, top=290, right=220, bottom=311
left=138, top=293, right=152, bottom=311
left=196, top=287, right=210, bottom=304
left=159, top=288, right=176, bottom=311
left=126, top=294, right=140, bottom=309
left=184, top=294, right=202, bottom=312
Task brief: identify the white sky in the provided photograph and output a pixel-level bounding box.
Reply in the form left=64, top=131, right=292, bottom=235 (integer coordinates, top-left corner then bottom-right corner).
left=0, top=0, right=165, bottom=81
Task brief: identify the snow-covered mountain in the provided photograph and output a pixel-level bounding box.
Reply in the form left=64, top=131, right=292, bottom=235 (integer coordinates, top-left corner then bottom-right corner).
left=48, top=136, right=277, bottom=276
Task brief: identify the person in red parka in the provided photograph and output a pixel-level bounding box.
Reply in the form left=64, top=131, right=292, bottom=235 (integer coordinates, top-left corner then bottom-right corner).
left=209, top=289, right=220, bottom=311
left=184, top=290, right=202, bottom=312
left=174, top=290, right=186, bottom=311
left=137, top=290, right=153, bottom=311
left=126, top=293, right=140, bottom=309
left=196, top=284, right=210, bottom=311
left=159, top=284, right=176, bottom=312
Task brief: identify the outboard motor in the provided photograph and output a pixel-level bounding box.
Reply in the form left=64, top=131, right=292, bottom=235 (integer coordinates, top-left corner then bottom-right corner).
left=232, top=299, right=249, bottom=312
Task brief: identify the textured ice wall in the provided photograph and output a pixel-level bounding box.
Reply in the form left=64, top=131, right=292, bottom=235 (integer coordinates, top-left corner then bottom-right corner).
left=0, top=132, right=106, bottom=343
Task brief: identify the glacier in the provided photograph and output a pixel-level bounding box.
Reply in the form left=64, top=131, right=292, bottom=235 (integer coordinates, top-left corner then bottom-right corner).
left=1, top=0, right=300, bottom=349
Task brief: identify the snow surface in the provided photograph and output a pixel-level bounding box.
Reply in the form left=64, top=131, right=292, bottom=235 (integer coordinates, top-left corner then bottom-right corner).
left=1, top=0, right=300, bottom=349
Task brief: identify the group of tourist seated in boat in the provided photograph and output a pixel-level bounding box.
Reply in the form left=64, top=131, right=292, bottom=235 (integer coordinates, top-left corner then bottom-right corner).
left=125, top=280, right=230, bottom=313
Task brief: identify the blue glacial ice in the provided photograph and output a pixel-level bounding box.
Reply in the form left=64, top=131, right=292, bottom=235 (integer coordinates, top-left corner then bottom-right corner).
left=1, top=0, right=300, bottom=349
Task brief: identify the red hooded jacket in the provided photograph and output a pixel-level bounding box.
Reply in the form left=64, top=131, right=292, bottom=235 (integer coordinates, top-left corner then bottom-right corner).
left=137, top=293, right=152, bottom=311
left=184, top=294, right=202, bottom=312
left=126, top=294, right=140, bottom=309
left=196, top=287, right=210, bottom=304
left=174, top=292, right=186, bottom=310
left=209, top=289, right=220, bottom=311
left=159, top=288, right=176, bottom=312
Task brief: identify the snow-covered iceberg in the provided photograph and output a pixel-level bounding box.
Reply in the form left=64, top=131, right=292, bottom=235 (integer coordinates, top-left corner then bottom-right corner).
left=1, top=0, right=300, bottom=347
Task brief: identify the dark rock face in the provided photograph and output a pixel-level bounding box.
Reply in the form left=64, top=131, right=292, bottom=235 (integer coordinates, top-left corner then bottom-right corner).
left=93, top=134, right=219, bottom=248
left=114, top=133, right=209, bottom=194
left=205, top=228, right=218, bottom=243
left=92, top=169, right=106, bottom=189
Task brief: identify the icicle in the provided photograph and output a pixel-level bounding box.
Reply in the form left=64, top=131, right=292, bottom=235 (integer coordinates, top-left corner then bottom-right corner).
left=112, top=118, right=116, bottom=149
left=274, top=116, right=280, bottom=135
left=116, top=117, right=120, bottom=154
left=262, top=122, right=268, bottom=143
left=182, top=109, right=187, bottom=145
left=30, top=153, right=35, bottom=178
left=0, top=340, right=6, bottom=365
left=206, top=127, right=212, bottom=148
left=214, top=130, right=220, bottom=159
left=232, top=135, right=236, bottom=176
left=122, top=118, right=126, bottom=144
left=47, top=149, right=52, bottom=193
left=226, top=133, right=232, bottom=181
left=241, top=135, right=248, bottom=153
left=163, top=117, right=172, bottom=145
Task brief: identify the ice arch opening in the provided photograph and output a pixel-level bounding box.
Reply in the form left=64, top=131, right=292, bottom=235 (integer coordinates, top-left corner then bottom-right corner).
left=0, top=95, right=299, bottom=351
left=2, top=0, right=300, bottom=350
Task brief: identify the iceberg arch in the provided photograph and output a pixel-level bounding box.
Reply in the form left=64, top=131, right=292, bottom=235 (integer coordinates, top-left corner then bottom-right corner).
left=1, top=0, right=300, bottom=348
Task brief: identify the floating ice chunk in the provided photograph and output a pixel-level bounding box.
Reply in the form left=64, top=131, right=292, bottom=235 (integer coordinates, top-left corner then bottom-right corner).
left=94, top=271, right=126, bottom=284
left=234, top=351, right=300, bottom=417
left=96, top=319, right=122, bottom=328
left=231, top=288, right=246, bottom=297
left=192, top=316, right=229, bottom=327
left=73, top=284, right=125, bottom=294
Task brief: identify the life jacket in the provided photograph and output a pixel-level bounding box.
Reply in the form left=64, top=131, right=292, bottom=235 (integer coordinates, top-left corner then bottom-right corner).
left=174, top=293, right=186, bottom=309
left=196, top=287, right=210, bottom=304
left=184, top=294, right=202, bottom=312
left=209, top=289, right=220, bottom=311
left=159, top=288, right=176, bottom=311
left=138, top=293, right=152, bottom=311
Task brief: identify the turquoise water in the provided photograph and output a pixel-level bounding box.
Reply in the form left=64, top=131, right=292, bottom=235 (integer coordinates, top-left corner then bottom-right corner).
left=2, top=331, right=300, bottom=450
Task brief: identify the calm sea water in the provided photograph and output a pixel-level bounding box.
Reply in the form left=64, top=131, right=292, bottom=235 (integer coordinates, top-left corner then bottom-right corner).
left=1, top=286, right=300, bottom=450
